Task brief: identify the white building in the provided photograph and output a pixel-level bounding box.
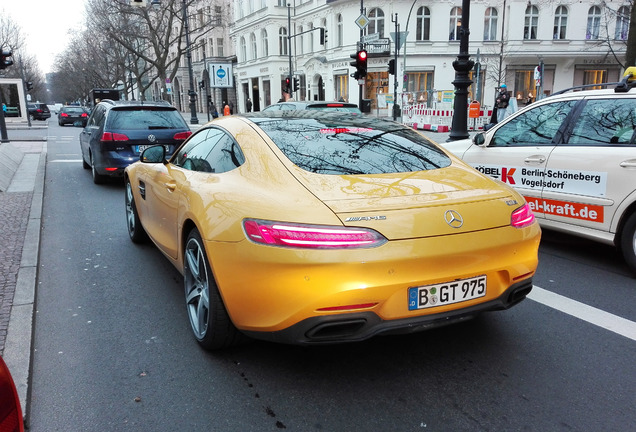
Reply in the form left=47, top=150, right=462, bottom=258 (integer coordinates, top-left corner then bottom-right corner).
left=226, top=0, right=630, bottom=116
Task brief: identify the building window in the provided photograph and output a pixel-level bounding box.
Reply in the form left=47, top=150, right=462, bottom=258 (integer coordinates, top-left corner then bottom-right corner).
left=586, top=6, right=601, bottom=40
left=261, top=29, right=269, bottom=57
left=406, top=72, right=433, bottom=99
left=250, top=33, right=257, bottom=60
left=337, top=14, right=343, bottom=47
left=277, top=0, right=285, bottom=6
left=298, top=26, right=304, bottom=55
left=484, top=7, right=498, bottom=41
left=616, top=6, right=630, bottom=40
left=279, top=27, right=288, bottom=55
left=584, top=69, right=607, bottom=88
left=524, top=5, right=539, bottom=40
left=237, top=0, right=244, bottom=19
left=320, top=18, right=327, bottom=48
left=416, top=7, right=431, bottom=41
left=240, top=37, right=247, bottom=62
left=208, top=38, right=213, bottom=57
left=514, top=70, right=537, bottom=106
left=553, top=5, right=568, bottom=40
left=367, top=8, right=385, bottom=38
left=217, top=38, right=224, bottom=57
left=335, top=74, right=349, bottom=102
left=449, top=7, right=462, bottom=41
left=308, top=23, right=314, bottom=52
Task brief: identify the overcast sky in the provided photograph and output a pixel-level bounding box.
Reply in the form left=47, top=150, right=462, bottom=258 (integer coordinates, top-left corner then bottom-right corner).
left=1, top=0, right=87, bottom=74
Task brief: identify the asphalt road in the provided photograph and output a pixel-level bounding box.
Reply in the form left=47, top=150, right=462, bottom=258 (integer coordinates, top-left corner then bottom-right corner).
left=27, top=119, right=636, bottom=431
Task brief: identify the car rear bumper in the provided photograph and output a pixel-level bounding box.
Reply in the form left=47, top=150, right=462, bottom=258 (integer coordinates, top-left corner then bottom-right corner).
left=242, top=278, right=533, bottom=345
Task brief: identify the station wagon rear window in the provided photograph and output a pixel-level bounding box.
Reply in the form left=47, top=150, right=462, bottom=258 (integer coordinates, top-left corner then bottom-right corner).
left=107, top=108, right=188, bottom=130
left=253, top=117, right=451, bottom=175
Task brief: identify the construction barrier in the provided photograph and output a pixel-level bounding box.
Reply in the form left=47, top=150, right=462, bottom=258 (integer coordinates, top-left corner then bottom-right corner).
left=402, top=103, right=493, bottom=133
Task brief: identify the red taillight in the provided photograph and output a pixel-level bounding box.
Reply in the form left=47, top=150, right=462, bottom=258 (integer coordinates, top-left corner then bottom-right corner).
left=81, top=113, right=88, bottom=118
left=101, top=132, right=129, bottom=142
left=511, top=204, right=535, bottom=228
left=0, top=356, right=24, bottom=432
left=36, top=109, right=43, bottom=113
left=60, top=113, right=69, bottom=117
left=243, top=219, right=387, bottom=249
left=174, top=131, right=192, bottom=140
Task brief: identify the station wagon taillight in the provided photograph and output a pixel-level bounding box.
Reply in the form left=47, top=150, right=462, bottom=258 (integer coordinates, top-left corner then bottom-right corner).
left=101, top=132, right=129, bottom=142
left=174, top=131, right=192, bottom=140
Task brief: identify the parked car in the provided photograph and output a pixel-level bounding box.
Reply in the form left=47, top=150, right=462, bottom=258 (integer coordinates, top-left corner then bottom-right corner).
left=58, top=106, right=89, bottom=126
left=124, top=111, right=540, bottom=350
left=4, top=106, right=19, bottom=117
left=263, top=100, right=362, bottom=113
left=443, top=67, right=636, bottom=275
left=79, top=100, right=192, bottom=184
left=27, top=103, right=51, bottom=121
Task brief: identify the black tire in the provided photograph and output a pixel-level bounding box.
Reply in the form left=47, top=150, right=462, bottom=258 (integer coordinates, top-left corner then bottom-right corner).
left=619, top=212, right=636, bottom=276
left=125, top=179, right=148, bottom=243
left=90, top=153, right=107, bottom=184
left=184, top=228, right=244, bottom=350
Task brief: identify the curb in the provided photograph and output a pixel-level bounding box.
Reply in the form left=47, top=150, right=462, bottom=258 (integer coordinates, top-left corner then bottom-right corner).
left=3, top=148, right=45, bottom=426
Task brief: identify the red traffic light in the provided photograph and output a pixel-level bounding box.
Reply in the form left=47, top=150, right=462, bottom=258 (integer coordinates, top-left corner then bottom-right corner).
left=358, top=50, right=368, bottom=62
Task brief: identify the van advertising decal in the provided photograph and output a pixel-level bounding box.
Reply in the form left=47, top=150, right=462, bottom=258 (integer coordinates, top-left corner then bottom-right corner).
left=524, top=197, right=604, bottom=223
left=473, top=164, right=608, bottom=197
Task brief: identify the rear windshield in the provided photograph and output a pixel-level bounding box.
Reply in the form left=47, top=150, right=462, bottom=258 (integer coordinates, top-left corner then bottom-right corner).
left=62, top=107, right=85, bottom=114
left=107, top=108, right=188, bottom=130
left=252, top=117, right=450, bottom=175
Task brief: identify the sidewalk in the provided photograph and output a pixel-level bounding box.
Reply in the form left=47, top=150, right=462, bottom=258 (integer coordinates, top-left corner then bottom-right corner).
left=0, top=134, right=46, bottom=423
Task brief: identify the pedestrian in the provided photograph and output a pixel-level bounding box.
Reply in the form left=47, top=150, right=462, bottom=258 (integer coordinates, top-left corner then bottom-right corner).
left=210, top=102, right=219, bottom=118
left=496, top=84, right=511, bottom=123
left=223, top=101, right=230, bottom=116
left=246, top=98, right=252, bottom=113
left=229, top=101, right=234, bottom=114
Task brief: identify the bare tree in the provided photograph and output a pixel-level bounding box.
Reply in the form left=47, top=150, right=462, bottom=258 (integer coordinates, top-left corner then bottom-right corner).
left=84, top=0, right=217, bottom=101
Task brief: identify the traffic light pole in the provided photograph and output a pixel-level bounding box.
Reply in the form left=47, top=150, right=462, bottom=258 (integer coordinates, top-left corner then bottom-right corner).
left=391, top=14, right=400, bottom=121
left=358, top=0, right=364, bottom=110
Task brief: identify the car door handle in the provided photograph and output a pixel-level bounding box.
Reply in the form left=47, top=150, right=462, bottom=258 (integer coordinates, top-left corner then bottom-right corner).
left=620, top=160, right=636, bottom=168
left=524, top=155, right=546, bottom=164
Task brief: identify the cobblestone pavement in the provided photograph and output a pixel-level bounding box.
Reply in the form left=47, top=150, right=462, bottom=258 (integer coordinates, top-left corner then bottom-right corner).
left=0, top=191, right=32, bottom=356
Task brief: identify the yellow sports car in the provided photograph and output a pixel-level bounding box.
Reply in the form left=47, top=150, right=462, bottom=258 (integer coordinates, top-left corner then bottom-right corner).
left=124, top=111, right=540, bottom=349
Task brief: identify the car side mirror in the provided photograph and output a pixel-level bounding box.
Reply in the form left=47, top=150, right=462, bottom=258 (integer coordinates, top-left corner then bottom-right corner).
left=0, top=356, right=24, bottom=432
left=141, top=145, right=167, bottom=164
left=473, top=132, right=486, bottom=146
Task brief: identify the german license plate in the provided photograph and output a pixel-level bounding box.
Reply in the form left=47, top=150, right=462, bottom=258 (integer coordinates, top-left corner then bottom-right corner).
left=137, top=144, right=169, bottom=153
left=408, top=275, right=487, bottom=310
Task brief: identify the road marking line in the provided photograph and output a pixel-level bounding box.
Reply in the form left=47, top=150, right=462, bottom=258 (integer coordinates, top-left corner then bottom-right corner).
left=49, top=159, right=83, bottom=163
left=528, top=286, right=636, bottom=342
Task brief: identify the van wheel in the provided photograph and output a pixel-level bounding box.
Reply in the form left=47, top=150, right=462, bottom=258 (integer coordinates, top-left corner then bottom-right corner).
left=620, top=212, right=636, bottom=276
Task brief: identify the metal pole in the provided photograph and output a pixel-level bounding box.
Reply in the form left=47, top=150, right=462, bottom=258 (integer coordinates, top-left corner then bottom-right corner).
left=392, top=13, right=399, bottom=121
left=447, top=0, right=473, bottom=141
left=183, top=0, right=199, bottom=124
left=287, top=3, right=293, bottom=97
left=402, top=0, right=418, bottom=96
left=358, top=0, right=364, bottom=110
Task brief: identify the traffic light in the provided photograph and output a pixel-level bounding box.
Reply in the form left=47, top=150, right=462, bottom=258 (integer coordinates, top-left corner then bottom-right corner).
left=285, top=75, right=292, bottom=93
left=0, top=48, right=13, bottom=69
left=198, top=80, right=205, bottom=89
left=350, top=49, right=368, bottom=80
left=293, top=77, right=300, bottom=92
left=319, top=28, right=328, bottom=45
left=26, top=81, right=33, bottom=91
left=388, top=59, right=395, bottom=75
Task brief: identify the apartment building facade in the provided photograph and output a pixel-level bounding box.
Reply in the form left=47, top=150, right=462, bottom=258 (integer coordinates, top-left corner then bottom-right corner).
left=175, top=0, right=630, bottom=116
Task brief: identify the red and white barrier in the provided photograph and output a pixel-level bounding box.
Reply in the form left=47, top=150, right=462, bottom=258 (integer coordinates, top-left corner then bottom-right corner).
left=403, top=103, right=493, bottom=133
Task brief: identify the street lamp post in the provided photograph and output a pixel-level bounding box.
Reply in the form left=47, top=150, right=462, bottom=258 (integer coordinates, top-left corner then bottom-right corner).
left=447, top=0, right=474, bottom=141
left=182, top=0, right=199, bottom=124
